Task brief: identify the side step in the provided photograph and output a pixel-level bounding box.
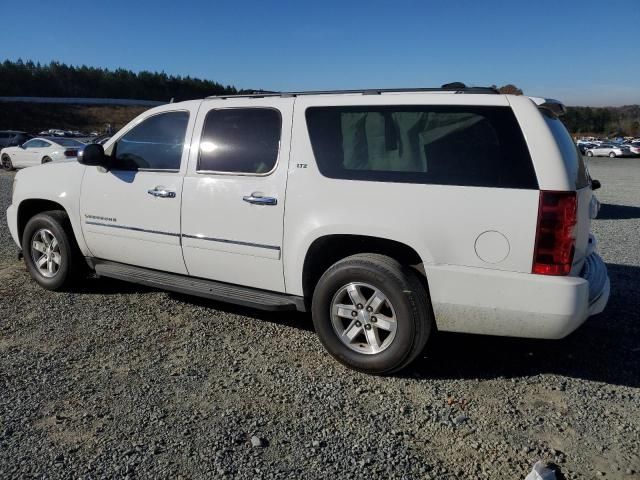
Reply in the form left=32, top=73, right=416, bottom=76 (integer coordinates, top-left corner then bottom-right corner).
left=92, top=259, right=305, bottom=312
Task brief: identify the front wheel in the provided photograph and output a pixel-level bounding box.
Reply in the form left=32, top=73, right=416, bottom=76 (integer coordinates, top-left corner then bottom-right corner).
left=311, top=253, right=432, bottom=374
left=609, top=152, right=616, bottom=158
left=22, top=211, right=84, bottom=290
left=1, top=154, right=13, bottom=170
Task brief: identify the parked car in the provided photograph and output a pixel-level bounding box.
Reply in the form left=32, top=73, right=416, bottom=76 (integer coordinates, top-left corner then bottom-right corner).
left=620, top=143, right=640, bottom=157
left=0, top=130, right=32, bottom=149
left=585, top=144, right=625, bottom=157
left=577, top=142, right=596, bottom=154
left=1, top=137, right=84, bottom=170
left=6, top=86, right=609, bottom=374
left=90, top=134, right=112, bottom=145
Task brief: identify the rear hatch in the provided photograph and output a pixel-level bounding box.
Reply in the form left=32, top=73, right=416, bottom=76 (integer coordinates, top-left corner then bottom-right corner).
left=540, top=109, right=593, bottom=274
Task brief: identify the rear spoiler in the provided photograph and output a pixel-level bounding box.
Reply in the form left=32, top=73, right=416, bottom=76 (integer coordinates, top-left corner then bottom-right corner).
left=528, top=96, right=567, bottom=116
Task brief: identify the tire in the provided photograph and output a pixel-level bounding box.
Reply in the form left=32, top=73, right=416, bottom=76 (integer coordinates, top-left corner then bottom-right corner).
left=608, top=152, right=616, bottom=158
left=586, top=151, right=593, bottom=157
left=1, top=154, right=13, bottom=170
left=311, top=253, right=433, bottom=374
left=22, top=210, right=84, bottom=291
left=41, top=156, right=52, bottom=164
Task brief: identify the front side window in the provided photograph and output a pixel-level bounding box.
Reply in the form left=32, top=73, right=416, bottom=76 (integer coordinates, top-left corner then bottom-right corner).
left=111, top=111, right=189, bottom=171
left=306, top=105, right=538, bottom=189
left=198, top=108, right=281, bottom=174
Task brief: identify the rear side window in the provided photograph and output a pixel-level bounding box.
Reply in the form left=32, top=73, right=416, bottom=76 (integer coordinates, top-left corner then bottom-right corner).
left=541, top=109, right=590, bottom=189
left=111, top=111, right=189, bottom=171
left=306, top=106, right=538, bottom=189
left=198, top=108, right=281, bottom=174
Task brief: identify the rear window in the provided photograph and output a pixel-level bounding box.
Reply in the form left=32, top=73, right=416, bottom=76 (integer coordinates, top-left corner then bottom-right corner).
left=541, top=109, right=590, bottom=189
left=53, top=138, right=84, bottom=147
left=305, top=105, right=538, bottom=189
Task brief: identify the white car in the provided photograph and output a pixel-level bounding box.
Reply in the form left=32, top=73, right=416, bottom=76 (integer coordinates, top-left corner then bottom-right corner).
left=1, top=137, right=84, bottom=170
left=585, top=144, right=624, bottom=158
left=6, top=85, right=610, bottom=374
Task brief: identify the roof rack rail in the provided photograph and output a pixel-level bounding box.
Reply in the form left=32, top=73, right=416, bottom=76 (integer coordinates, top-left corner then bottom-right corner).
left=206, top=83, right=499, bottom=99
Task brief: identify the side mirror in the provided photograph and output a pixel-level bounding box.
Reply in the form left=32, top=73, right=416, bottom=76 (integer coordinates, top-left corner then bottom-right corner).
left=19, top=143, right=26, bottom=149
left=591, top=179, right=601, bottom=190
left=78, top=143, right=107, bottom=167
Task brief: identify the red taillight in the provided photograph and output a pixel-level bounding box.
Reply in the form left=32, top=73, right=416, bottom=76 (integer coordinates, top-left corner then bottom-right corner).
left=532, top=191, right=577, bottom=276
left=64, top=149, right=78, bottom=157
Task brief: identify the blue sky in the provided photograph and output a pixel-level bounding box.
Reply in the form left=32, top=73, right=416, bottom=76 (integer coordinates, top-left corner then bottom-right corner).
left=1, top=0, right=638, bottom=106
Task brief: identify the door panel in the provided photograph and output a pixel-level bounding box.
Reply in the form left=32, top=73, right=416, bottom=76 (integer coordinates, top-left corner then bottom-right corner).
left=80, top=105, right=200, bottom=274
left=181, top=98, right=294, bottom=292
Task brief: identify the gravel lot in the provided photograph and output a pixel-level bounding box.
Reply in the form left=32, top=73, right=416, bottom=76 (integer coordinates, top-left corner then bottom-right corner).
left=0, top=158, right=639, bottom=479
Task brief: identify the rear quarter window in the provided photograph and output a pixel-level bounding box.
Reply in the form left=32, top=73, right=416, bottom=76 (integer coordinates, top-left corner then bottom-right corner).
left=305, top=105, right=538, bottom=189
left=541, top=109, right=590, bottom=189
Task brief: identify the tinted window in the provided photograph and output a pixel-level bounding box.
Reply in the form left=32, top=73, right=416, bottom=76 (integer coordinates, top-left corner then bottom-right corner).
left=198, top=108, right=281, bottom=174
left=306, top=106, right=538, bottom=189
left=22, top=139, right=40, bottom=148
left=54, top=138, right=84, bottom=147
left=112, top=111, right=189, bottom=170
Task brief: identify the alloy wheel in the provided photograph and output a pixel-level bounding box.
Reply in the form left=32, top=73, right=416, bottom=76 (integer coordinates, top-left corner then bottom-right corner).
left=30, top=228, right=62, bottom=278
left=330, top=282, right=398, bottom=354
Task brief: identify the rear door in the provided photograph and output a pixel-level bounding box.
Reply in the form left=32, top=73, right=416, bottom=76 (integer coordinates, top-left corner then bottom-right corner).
left=80, top=104, right=199, bottom=274
left=181, top=98, right=294, bottom=291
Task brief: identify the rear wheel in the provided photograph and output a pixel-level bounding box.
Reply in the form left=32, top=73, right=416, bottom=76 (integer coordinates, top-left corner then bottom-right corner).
left=22, top=211, right=84, bottom=291
left=1, top=154, right=13, bottom=170
left=41, top=156, right=52, bottom=164
left=608, top=152, right=616, bottom=158
left=586, top=151, right=593, bottom=157
left=311, top=253, right=432, bottom=374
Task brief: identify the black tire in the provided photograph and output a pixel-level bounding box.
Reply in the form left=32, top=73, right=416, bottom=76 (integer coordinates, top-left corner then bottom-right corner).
left=1, top=154, right=13, bottom=170
left=608, top=152, right=616, bottom=158
left=586, top=151, right=593, bottom=157
left=311, top=253, right=433, bottom=374
left=22, top=210, right=84, bottom=291
left=41, top=156, right=52, bottom=164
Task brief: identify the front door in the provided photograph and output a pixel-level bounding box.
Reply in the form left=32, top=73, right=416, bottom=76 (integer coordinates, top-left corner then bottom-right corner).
left=80, top=107, right=198, bottom=274
left=181, top=98, right=294, bottom=292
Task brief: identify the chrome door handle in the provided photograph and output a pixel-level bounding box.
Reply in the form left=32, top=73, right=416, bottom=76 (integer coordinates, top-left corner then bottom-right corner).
left=243, top=194, right=277, bottom=206
left=147, top=188, right=176, bottom=198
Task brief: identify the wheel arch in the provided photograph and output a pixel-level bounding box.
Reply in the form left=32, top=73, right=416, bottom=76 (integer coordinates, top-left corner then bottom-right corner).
left=300, top=234, right=430, bottom=302
left=16, top=199, right=89, bottom=258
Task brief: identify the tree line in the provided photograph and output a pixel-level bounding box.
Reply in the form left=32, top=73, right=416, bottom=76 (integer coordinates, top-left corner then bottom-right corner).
left=0, top=59, right=241, bottom=101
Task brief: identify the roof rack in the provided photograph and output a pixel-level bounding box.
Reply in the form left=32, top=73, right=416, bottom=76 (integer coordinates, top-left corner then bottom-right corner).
left=206, top=83, right=499, bottom=99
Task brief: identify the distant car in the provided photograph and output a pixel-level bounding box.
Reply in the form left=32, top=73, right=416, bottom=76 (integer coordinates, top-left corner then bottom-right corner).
left=0, top=130, right=32, bottom=149
left=1, top=137, right=84, bottom=170
left=621, top=143, right=640, bottom=157
left=585, top=144, right=624, bottom=158
left=577, top=142, right=596, bottom=154
left=91, top=134, right=111, bottom=145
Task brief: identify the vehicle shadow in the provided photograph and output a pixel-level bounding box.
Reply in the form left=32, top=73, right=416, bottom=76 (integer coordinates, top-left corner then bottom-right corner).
left=597, top=203, right=640, bottom=220
left=71, top=263, right=639, bottom=387
left=404, top=262, right=639, bottom=388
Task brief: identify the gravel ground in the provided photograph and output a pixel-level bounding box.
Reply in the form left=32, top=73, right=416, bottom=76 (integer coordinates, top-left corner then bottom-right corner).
left=0, top=158, right=639, bottom=479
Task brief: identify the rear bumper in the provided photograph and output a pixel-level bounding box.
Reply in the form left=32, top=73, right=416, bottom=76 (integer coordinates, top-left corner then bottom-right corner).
left=426, top=252, right=610, bottom=339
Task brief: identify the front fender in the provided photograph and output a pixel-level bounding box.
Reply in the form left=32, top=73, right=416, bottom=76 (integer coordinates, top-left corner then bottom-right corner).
left=11, top=162, right=90, bottom=255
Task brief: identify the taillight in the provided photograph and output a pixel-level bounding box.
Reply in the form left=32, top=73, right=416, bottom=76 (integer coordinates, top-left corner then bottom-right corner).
left=64, top=149, right=78, bottom=157
left=532, top=191, right=577, bottom=276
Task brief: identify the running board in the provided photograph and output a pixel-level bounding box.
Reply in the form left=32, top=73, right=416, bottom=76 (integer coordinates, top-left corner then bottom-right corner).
left=92, top=259, right=305, bottom=312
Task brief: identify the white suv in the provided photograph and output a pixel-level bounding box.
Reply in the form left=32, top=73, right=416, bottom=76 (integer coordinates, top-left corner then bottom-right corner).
left=6, top=85, right=610, bottom=374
